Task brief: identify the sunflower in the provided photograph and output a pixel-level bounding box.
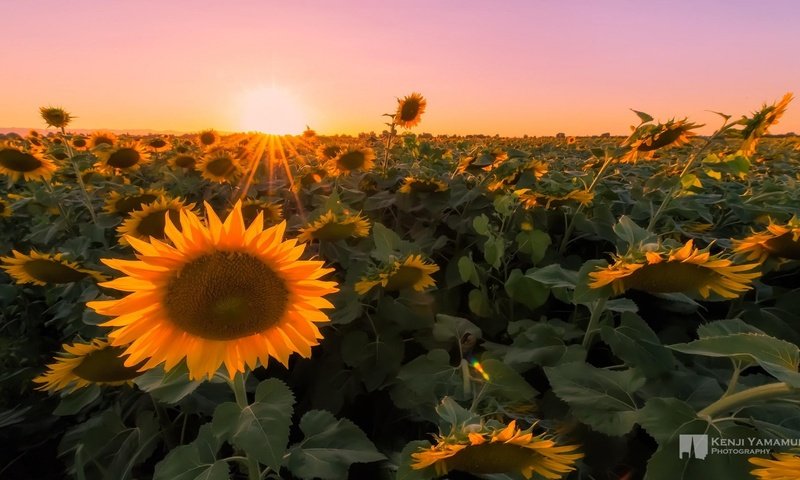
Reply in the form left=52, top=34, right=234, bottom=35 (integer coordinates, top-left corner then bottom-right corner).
left=116, top=197, right=194, bottom=245
left=103, top=188, right=165, bottom=215
left=740, top=93, right=793, bottom=157
left=750, top=452, right=800, bottom=479
left=589, top=240, right=761, bottom=299
left=355, top=254, right=439, bottom=295
left=622, top=118, right=701, bottom=163
left=516, top=188, right=593, bottom=209
left=331, top=146, right=375, bottom=175
left=168, top=152, right=199, bottom=170
left=71, top=136, right=88, bottom=149
left=733, top=217, right=800, bottom=263
left=395, top=92, right=427, bottom=129
left=297, top=210, right=370, bottom=243
left=145, top=136, right=169, bottom=152
left=240, top=199, right=283, bottom=226
left=1, top=250, right=106, bottom=286
left=298, top=166, right=329, bottom=188
left=0, top=141, right=57, bottom=182
left=566, top=136, right=576, bottom=145
left=94, top=141, right=150, bottom=173
left=198, top=149, right=241, bottom=183
left=398, top=176, right=449, bottom=194
left=89, top=131, right=117, bottom=149
left=33, top=339, right=145, bottom=393
left=39, top=106, right=72, bottom=129
left=198, top=129, right=220, bottom=147
left=316, top=144, right=342, bottom=161
left=410, top=421, right=583, bottom=479
left=87, top=201, right=339, bottom=380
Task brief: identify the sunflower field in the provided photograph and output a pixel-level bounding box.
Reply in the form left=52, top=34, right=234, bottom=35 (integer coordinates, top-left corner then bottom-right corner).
left=2, top=94, right=800, bottom=480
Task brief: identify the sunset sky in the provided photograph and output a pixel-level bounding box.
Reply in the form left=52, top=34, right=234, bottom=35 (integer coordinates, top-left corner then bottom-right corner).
left=2, top=0, right=798, bottom=136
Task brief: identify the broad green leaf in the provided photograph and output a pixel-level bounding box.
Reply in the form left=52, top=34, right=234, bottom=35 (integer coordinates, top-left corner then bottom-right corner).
left=600, top=312, right=675, bottom=377
left=698, top=319, right=766, bottom=338
left=457, top=255, right=480, bottom=287
left=154, top=448, right=228, bottom=480
left=231, top=379, right=295, bottom=472
left=341, top=330, right=404, bottom=391
left=613, top=215, right=657, bottom=248
left=391, top=349, right=462, bottom=411
left=468, top=288, right=493, bottom=318
left=286, top=410, right=386, bottom=480
left=435, top=397, right=480, bottom=431
left=544, top=362, right=644, bottom=436
left=515, top=229, right=551, bottom=263
left=395, top=440, right=435, bottom=480
left=472, top=214, right=490, bottom=236
left=479, top=358, right=538, bottom=401
left=372, top=222, right=402, bottom=260
left=526, top=264, right=578, bottom=288
left=483, top=236, right=504, bottom=269
left=669, top=333, right=800, bottom=386
left=639, top=398, right=698, bottom=443
left=432, top=314, right=482, bottom=344
left=135, top=362, right=202, bottom=404
left=631, top=109, right=654, bottom=123
left=504, top=269, right=549, bottom=310
left=53, top=384, right=101, bottom=416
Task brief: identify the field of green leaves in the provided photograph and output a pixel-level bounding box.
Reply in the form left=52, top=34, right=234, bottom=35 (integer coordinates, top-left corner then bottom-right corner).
left=1, top=94, right=800, bottom=479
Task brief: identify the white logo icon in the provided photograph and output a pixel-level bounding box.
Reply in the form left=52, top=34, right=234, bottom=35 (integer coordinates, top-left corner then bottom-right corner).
left=679, top=434, right=709, bottom=459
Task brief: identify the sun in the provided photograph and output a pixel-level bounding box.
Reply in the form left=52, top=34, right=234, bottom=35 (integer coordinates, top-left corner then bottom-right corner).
left=236, top=86, right=308, bottom=135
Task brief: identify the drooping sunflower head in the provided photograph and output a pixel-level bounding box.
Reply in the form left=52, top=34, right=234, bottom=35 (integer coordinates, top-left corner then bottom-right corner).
left=355, top=254, right=439, bottom=295
left=410, top=421, right=583, bottom=479
left=622, top=118, right=702, bottom=162
left=398, top=176, right=449, bottom=194
left=1, top=250, right=106, bottom=286
left=316, top=143, right=342, bottom=161
left=33, top=339, right=145, bottom=393
left=116, top=196, right=194, bottom=245
left=240, top=199, right=283, bottom=226
left=733, top=217, right=800, bottom=263
left=103, top=188, right=165, bottom=216
left=39, top=106, right=72, bottom=129
left=89, top=131, right=117, bottom=149
left=94, top=141, right=150, bottom=173
left=197, top=129, right=220, bottom=147
left=198, top=148, right=241, bottom=183
left=297, top=209, right=371, bottom=243
left=88, top=201, right=339, bottom=380
left=0, top=140, right=57, bottom=182
left=749, top=452, right=800, bottom=479
left=331, top=146, right=376, bottom=175
left=395, top=92, right=427, bottom=129
left=739, top=93, right=793, bottom=156
left=589, top=240, right=761, bottom=299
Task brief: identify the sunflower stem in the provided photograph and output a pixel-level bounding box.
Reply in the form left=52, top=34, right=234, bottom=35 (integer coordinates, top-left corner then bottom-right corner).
left=722, top=360, right=743, bottom=398
left=60, top=126, right=97, bottom=223
left=698, top=382, right=795, bottom=419
left=382, top=121, right=397, bottom=176
left=581, top=298, right=607, bottom=352
left=231, top=372, right=261, bottom=480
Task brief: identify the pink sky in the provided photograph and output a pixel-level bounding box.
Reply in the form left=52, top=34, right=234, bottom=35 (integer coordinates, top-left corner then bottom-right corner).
left=2, top=0, right=798, bottom=136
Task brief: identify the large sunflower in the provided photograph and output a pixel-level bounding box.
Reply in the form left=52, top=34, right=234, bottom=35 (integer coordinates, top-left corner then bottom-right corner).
left=103, top=188, right=166, bottom=216
left=33, top=339, right=144, bottom=393
left=750, top=453, right=800, bottom=479
left=740, top=93, right=793, bottom=157
left=1, top=250, right=106, bottom=286
left=88, top=131, right=117, bottom=149
left=411, top=421, right=583, bottom=479
left=395, top=92, right=427, bottom=129
left=116, top=196, right=194, bottom=245
left=331, top=147, right=375, bottom=175
left=733, top=217, right=800, bottom=263
left=94, top=141, right=150, bottom=173
left=297, top=210, right=370, bottom=243
left=198, top=149, right=241, bottom=183
left=355, top=254, right=439, bottom=295
left=0, top=141, right=57, bottom=182
left=589, top=240, right=761, bottom=299
left=622, top=118, right=701, bottom=163
left=88, top=201, right=339, bottom=380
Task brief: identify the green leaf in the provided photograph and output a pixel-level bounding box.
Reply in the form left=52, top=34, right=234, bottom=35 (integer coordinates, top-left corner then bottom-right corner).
left=515, top=229, right=551, bottom=263
left=639, top=397, right=698, bottom=443
left=53, top=384, right=101, bottom=416
left=210, top=402, right=240, bottom=443
left=698, top=319, right=766, bottom=338
left=391, top=349, right=462, bottom=411
left=504, top=269, right=549, bottom=310
left=525, top=264, right=578, bottom=289
left=432, top=314, right=482, bottom=344
left=457, top=255, right=480, bottom=287
left=395, top=440, right=435, bottom=480
left=231, top=379, right=295, bottom=472
left=154, top=449, right=228, bottom=480
left=372, top=222, right=402, bottom=260
left=600, top=312, right=675, bottom=377
left=669, top=333, right=800, bottom=386
left=435, top=397, right=480, bottom=430
left=613, top=215, right=657, bottom=248
left=468, top=288, right=493, bottom=318
left=479, top=358, right=538, bottom=401
left=135, top=362, right=202, bottom=404
left=483, top=236, right=504, bottom=269
left=472, top=214, right=490, bottom=236
left=286, top=410, right=386, bottom=480
left=631, top=109, right=654, bottom=123
left=544, top=362, right=644, bottom=436
left=341, top=330, right=405, bottom=391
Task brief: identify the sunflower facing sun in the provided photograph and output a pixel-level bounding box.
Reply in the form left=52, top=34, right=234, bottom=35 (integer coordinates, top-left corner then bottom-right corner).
left=589, top=240, right=761, bottom=299
left=0, top=140, right=57, bottom=182
left=33, top=339, right=145, bottom=393
left=116, top=196, right=195, bottom=245
left=88, top=201, right=339, bottom=380
left=94, top=141, right=150, bottom=174
left=395, top=92, right=427, bottom=129
left=297, top=209, right=371, bottom=243
left=410, top=420, right=583, bottom=479
left=355, top=254, right=439, bottom=295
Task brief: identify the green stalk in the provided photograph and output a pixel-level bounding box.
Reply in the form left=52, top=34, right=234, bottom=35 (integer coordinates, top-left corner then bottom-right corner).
left=60, top=127, right=97, bottom=223
left=698, top=382, right=795, bottom=418
left=382, top=119, right=397, bottom=176
left=581, top=297, right=607, bottom=351
left=231, top=372, right=261, bottom=480
left=558, top=152, right=615, bottom=255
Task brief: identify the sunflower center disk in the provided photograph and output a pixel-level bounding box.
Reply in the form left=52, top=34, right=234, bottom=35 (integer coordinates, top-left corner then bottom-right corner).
left=624, top=262, right=715, bottom=294
left=337, top=152, right=365, bottom=170
left=448, top=443, right=536, bottom=475
left=400, top=102, right=421, bottom=122
left=312, top=222, right=356, bottom=241
left=0, top=148, right=43, bottom=172
left=384, top=266, right=424, bottom=291
left=173, top=155, right=196, bottom=168
left=108, top=148, right=141, bottom=168
left=164, top=251, right=289, bottom=340
left=72, top=347, right=143, bottom=382
left=206, top=157, right=235, bottom=177
left=23, top=259, right=88, bottom=284
left=765, top=233, right=800, bottom=260
left=137, top=209, right=182, bottom=238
